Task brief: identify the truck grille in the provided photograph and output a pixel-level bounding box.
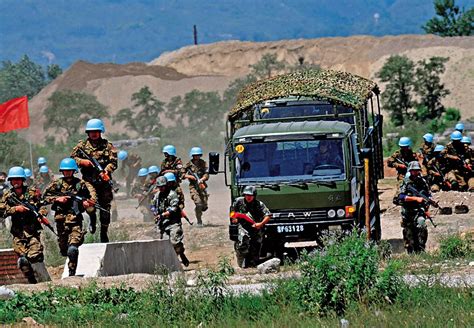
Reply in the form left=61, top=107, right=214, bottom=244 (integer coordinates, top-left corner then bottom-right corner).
left=271, top=209, right=329, bottom=221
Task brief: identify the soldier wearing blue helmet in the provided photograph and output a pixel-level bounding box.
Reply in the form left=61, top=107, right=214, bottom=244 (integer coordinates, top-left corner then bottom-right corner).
left=418, top=133, right=435, bottom=165
left=455, top=122, right=464, bottom=133
left=70, top=118, right=118, bottom=242
left=34, top=165, right=53, bottom=193
left=118, top=150, right=143, bottom=198
left=160, top=145, right=184, bottom=183
left=23, top=168, right=34, bottom=187
left=43, top=158, right=97, bottom=276
left=441, top=131, right=473, bottom=191
left=426, top=145, right=450, bottom=192
left=387, top=137, right=418, bottom=182
left=0, top=166, right=47, bottom=283
left=184, top=147, right=210, bottom=225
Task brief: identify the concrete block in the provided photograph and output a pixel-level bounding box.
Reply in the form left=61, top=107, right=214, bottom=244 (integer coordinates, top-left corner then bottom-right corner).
left=62, top=239, right=182, bottom=278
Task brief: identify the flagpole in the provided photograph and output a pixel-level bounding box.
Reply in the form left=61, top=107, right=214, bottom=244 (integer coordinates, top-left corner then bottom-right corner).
left=28, top=127, right=34, bottom=178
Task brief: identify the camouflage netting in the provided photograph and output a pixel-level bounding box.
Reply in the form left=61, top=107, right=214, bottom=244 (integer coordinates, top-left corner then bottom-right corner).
left=228, top=69, right=379, bottom=121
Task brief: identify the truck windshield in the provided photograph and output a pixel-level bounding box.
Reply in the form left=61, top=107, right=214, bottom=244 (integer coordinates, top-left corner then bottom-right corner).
left=255, top=103, right=354, bottom=124
left=235, top=139, right=345, bottom=183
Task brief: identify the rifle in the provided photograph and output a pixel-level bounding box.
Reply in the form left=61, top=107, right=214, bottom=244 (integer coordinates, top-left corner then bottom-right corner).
left=49, top=191, right=110, bottom=214
left=431, top=163, right=452, bottom=189
left=406, top=185, right=438, bottom=227
left=10, top=194, right=57, bottom=236
left=395, top=157, right=409, bottom=168
left=135, top=182, right=156, bottom=209
left=77, top=148, right=119, bottom=192
left=186, top=168, right=206, bottom=193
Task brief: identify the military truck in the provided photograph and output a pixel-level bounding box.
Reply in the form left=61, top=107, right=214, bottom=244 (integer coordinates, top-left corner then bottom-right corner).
left=210, top=69, right=384, bottom=256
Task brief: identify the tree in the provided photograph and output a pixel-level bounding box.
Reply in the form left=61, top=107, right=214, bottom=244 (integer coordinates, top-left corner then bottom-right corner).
left=289, top=56, right=321, bottom=72
left=0, top=132, right=29, bottom=168
left=0, top=55, right=46, bottom=102
left=114, top=86, right=165, bottom=137
left=47, top=64, right=63, bottom=81
left=44, top=90, right=109, bottom=139
left=423, top=0, right=474, bottom=36
left=249, top=53, right=287, bottom=79
left=377, top=55, right=415, bottom=126
left=414, top=56, right=450, bottom=121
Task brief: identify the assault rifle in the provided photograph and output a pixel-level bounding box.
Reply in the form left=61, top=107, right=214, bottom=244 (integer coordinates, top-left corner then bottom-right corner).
left=77, top=148, right=119, bottom=192
left=395, top=157, right=409, bottom=167
left=49, top=191, right=109, bottom=214
left=406, top=185, right=438, bottom=227
left=186, top=169, right=206, bottom=193
left=10, top=194, right=57, bottom=235
left=135, top=182, right=156, bottom=209
left=431, top=164, right=452, bottom=189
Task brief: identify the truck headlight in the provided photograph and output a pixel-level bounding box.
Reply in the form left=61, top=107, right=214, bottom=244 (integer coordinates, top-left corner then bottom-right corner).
left=337, top=209, right=345, bottom=218
left=327, top=209, right=336, bottom=218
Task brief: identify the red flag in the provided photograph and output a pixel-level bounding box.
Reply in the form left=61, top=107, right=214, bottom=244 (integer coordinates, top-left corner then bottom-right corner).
left=0, top=96, right=30, bottom=133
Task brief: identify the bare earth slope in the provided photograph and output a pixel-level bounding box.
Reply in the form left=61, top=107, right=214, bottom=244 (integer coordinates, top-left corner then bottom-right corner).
left=29, top=35, right=474, bottom=143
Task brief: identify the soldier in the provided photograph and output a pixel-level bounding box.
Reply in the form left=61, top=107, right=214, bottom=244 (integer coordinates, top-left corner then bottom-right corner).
left=163, top=173, right=186, bottom=210
left=183, top=147, right=209, bottom=226
left=34, top=157, right=47, bottom=177
left=0, top=167, right=47, bottom=283
left=133, top=167, right=154, bottom=223
left=34, top=165, right=53, bottom=193
left=230, top=185, right=271, bottom=268
left=70, top=118, right=118, bottom=242
left=43, top=158, right=97, bottom=276
left=160, top=145, right=184, bottom=183
left=0, top=171, right=8, bottom=198
left=118, top=150, right=142, bottom=198
left=387, top=137, right=418, bottom=182
left=396, top=161, right=432, bottom=254
left=24, top=168, right=33, bottom=187
left=418, top=133, right=435, bottom=168
left=462, top=136, right=473, bottom=152
left=454, top=122, right=464, bottom=134
left=426, top=145, right=450, bottom=192
left=313, top=140, right=343, bottom=169
left=441, top=131, right=474, bottom=191
left=152, top=176, right=189, bottom=267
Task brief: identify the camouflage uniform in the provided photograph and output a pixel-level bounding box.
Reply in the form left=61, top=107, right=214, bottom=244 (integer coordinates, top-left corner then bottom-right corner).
left=441, top=142, right=474, bottom=191
left=426, top=155, right=449, bottom=192
left=0, top=186, right=46, bottom=283
left=397, top=175, right=431, bottom=253
left=134, top=176, right=155, bottom=222
left=122, top=154, right=142, bottom=197
left=160, top=156, right=184, bottom=182
left=184, top=159, right=209, bottom=225
left=34, top=173, right=53, bottom=193
left=387, top=149, right=418, bottom=182
left=152, top=189, right=187, bottom=261
left=43, top=177, right=97, bottom=275
left=71, top=138, right=118, bottom=242
left=418, top=142, right=435, bottom=175
left=231, top=197, right=271, bottom=268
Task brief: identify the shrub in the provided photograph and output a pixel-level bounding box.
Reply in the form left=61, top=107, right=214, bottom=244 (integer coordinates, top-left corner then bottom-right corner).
left=439, top=234, right=472, bottom=259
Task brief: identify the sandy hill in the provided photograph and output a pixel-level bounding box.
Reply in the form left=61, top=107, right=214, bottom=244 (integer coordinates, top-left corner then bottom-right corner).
left=29, top=35, right=474, bottom=143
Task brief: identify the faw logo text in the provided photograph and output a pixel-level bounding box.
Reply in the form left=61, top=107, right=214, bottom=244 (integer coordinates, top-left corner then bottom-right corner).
left=273, top=212, right=313, bottom=218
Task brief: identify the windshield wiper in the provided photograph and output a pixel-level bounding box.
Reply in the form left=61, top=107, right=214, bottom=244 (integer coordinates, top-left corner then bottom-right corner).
left=312, top=181, right=337, bottom=188
left=257, top=184, right=280, bottom=191
left=287, top=182, right=308, bottom=190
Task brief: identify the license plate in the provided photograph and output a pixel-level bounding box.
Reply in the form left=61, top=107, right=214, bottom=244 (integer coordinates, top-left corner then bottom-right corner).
left=276, top=225, right=304, bottom=233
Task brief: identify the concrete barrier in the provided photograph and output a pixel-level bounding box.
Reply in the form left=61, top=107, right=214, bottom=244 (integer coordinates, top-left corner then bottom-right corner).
left=62, top=239, right=182, bottom=278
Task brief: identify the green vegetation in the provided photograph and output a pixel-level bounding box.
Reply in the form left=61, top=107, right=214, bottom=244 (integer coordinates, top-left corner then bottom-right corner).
left=1, top=235, right=473, bottom=326
left=439, top=233, right=472, bottom=259
left=423, top=0, right=474, bottom=36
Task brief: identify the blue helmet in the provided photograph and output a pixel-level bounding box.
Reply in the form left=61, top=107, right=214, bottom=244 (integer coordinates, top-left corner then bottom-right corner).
left=8, top=166, right=26, bottom=180
left=37, top=157, right=47, bottom=165
left=148, top=165, right=160, bottom=174
left=59, top=158, right=78, bottom=171
left=138, top=168, right=149, bottom=177
left=24, top=168, right=32, bottom=178
left=450, top=131, right=462, bottom=141
left=190, top=147, right=203, bottom=157
left=118, top=150, right=128, bottom=161
left=398, top=137, right=411, bottom=147
left=164, top=172, right=176, bottom=182
left=455, top=123, right=464, bottom=132
left=39, top=166, right=49, bottom=174
left=422, top=133, right=434, bottom=143
left=461, top=136, right=472, bottom=145
left=434, top=145, right=445, bottom=152
left=85, top=118, right=105, bottom=133
left=162, top=145, right=176, bottom=156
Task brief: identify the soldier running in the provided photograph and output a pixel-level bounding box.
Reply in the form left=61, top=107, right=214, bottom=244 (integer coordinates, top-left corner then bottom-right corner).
left=43, top=158, right=97, bottom=276
left=70, top=118, right=118, bottom=242
left=132, top=167, right=154, bottom=222
left=160, top=145, right=184, bottom=183
left=230, top=185, right=271, bottom=268
left=152, top=176, right=190, bottom=267
left=184, top=147, right=209, bottom=226
left=0, top=167, right=47, bottom=283
left=118, top=150, right=142, bottom=198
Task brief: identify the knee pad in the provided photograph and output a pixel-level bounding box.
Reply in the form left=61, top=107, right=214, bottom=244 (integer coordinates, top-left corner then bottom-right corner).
left=67, top=245, right=79, bottom=262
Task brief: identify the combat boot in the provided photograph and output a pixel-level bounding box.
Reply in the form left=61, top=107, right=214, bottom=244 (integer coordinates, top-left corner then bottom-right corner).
left=180, top=253, right=190, bottom=267
left=88, top=212, right=97, bottom=234
left=100, top=225, right=109, bottom=243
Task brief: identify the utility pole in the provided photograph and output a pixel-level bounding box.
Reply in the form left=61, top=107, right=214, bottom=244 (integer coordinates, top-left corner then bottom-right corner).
left=193, top=25, right=198, bottom=45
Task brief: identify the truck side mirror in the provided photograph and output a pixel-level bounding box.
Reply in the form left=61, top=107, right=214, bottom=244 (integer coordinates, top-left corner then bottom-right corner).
left=209, top=152, right=220, bottom=175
